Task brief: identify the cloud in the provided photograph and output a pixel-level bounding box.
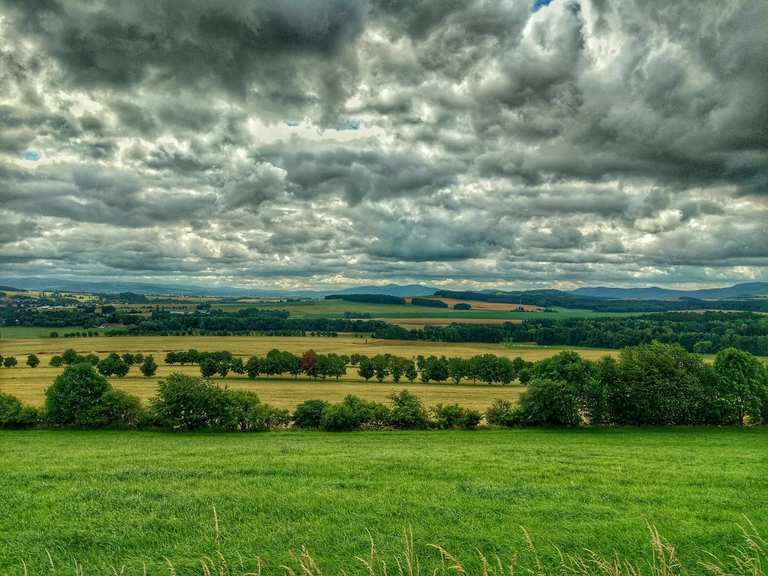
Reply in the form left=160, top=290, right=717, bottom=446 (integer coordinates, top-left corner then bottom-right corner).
left=0, top=0, right=766, bottom=289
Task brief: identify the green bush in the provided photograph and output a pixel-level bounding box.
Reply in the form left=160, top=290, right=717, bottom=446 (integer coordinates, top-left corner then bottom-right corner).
left=140, top=355, right=158, bottom=377
left=221, top=390, right=272, bottom=431
left=516, top=378, right=581, bottom=426
left=87, top=389, right=144, bottom=428
left=292, top=399, right=329, bottom=429
left=45, top=364, right=112, bottom=426
left=485, top=399, right=518, bottom=427
left=149, top=373, right=228, bottom=431
left=432, top=403, right=481, bottom=429
left=0, top=393, right=39, bottom=429
left=98, top=353, right=130, bottom=377
left=320, top=395, right=389, bottom=431
left=388, top=390, right=429, bottom=429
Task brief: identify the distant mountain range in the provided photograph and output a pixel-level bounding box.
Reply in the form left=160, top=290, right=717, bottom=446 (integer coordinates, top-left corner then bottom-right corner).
left=2, top=277, right=767, bottom=301
left=0, top=278, right=439, bottom=298
left=571, top=282, right=768, bottom=300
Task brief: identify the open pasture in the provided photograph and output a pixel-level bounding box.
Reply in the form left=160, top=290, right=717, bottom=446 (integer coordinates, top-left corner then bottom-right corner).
left=0, top=335, right=613, bottom=409
left=0, top=428, right=765, bottom=575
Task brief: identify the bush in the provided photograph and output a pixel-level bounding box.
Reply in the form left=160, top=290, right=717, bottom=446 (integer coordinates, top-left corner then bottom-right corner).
left=485, top=399, right=518, bottom=427
left=320, top=395, right=389, bottom=431
left=221, top=390, right=273, bottom=432
left=388, top=390, right=429, bottom=429
left=149, top=373, right=228, bottom=431
left=432, top=404, right=481, bottom=429
left=0, top=393, right=39, bottom=428
left=26, top=354, right=40, bottom=368
left=45, top=364, right=112, bottom=426
left=292, top=399, right=329, bottom=429
left=87, top=389, right=144, bottom=428
left=49, top=355, right=64, bottom=367
left=516, top=378, right=581, bottom=426
left=140, top=355, right=158, bottom=377
left=98, top=353, right=130, bottom=377
left=3, top=356, right=17, bottom=368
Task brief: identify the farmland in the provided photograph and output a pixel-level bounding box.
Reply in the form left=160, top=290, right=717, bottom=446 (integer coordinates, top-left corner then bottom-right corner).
left=0, top=335, right=616, bottom=409
left=1, top=428, right=766, bottom=575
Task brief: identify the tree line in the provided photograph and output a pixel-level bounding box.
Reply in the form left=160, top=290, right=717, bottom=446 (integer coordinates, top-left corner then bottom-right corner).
left=2, top=342, right=766, bottom=431
left=373, top=312, right=768, bottom=355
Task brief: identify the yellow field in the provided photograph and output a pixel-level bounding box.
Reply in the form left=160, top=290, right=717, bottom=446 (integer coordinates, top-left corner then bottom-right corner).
left=0, top=335, right=616, bottom=409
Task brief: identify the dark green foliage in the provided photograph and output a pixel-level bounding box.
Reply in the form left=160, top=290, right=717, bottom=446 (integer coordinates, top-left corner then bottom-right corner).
left=320, top=395, right=390, bottom=431
left=98, top=352, right=130, bottom=377
left=453, top=302, right=471, bottom=310
left=0, top=393, right=39, bottom=428
left=292, top=399, right=329, bottom=429
left=388, top=390, right=429, bottom=429
left=485, top=399, right=518, bottom=427
left=3, top=356, right=17, bottom=368
left=610, top=343, right=706, bottom=425
left=325, top=294, right=406, bottom=305
left=411, top=297, right=448, bottom=308
left=431, top=404, right=481, bottom=429
left=87, top=389, right=144, bottom=428
left=49, top=355, right=63, bottom=367
left=45, top=364, right=112, bottom=426
left=26, top=354, right=40, bottom=368
left=358, top=357, right=374, bottom=381
left=221, top=391, right=272, bottom=432
left=516, top=378, right=581, bottom=426
left=199, top=357, right=218, bottom=378
left=149, top=374, right=228, bottom=431
left=710, top=348, right=766, bottom=425
left=140, top=355, right=157, bottom=377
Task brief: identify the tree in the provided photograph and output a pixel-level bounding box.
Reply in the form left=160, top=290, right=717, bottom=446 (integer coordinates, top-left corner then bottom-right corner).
left=447, top=357, right=467, bottom=385
left=3, top=356, right=17, bottom=368
left=516, top=378, right=581, bottom=427
left=45, top=363, right=111, bottom=426
left=245, top=356, right=263, bottom=379
left=404, top=360, right=417, bottom=383
left=200, top=357, right=218, bottom=378
left=50, top=355, right=63, bottom=367
left=301, top=350, right=318, bottom=378
left=61, top=348, right=79, bottom=365
left=711, top=348, right=766, bottom=425
left=372, top=355, right=389, bottom=382
left=358, top=357, right=375, bottom=381
left=98, top=353, right=130, bottom=377
left=149, top=373, right=227, bottom=431
left=0, top=392, right=39, bottom=428
left=293, top=399, right=329, bottom=429
left=388, top=390, right=429, bottom=429
left=26, top=354, right=40, bottom=368
left=140, top=355, right=158, bottom=377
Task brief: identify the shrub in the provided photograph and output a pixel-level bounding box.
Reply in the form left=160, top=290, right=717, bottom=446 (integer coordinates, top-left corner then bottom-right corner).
left=0, top=393, right=39, bottom=428
left=221, top=390, right=273, bottom=432
left=710, top=347, right=766, bottom=425
left=485, top=399, right=518, bottom=427
left=87, top=389, right=144, bottom=428
left=44, top=364, right=111, bottom=426
left=611, top=342, right=706, bottom=425
left=293, top=399, right=329, bottom=429
left=140, top=355, right=158, bottom=377
left=320, top=395, right=389, bottom=431
left=49, top=355, right=64, bottom=367
left=516, top=378, right=581, bottom=426
left=388, top=390, right=429, bottom=429
left=149, top=374, right=228, bottom=431
left=26, top=354, right=40, bottom=368
left=3, top=356, right=17, bottom=368
left=432, top=404, right=481, bottom=429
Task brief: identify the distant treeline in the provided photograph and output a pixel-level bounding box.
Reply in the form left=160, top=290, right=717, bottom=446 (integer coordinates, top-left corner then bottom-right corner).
left=325, top=294, right=406, bottom=305
left=372, top=312, right=768, bottom=355
left=434, top=289, right=768, bottom=313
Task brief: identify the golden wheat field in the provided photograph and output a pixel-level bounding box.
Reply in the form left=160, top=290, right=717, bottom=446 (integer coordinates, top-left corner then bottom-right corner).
left=0, top=335, right=616, bottom=409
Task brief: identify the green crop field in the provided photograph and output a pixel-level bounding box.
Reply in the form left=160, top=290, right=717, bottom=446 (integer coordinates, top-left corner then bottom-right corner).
left=0, top=428, right=765, bottom=575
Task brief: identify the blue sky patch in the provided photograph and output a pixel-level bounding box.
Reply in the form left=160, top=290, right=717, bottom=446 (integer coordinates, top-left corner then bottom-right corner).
left=22, top=150, right=41, bottom=161
left=533, top=0, right=554, bottom=11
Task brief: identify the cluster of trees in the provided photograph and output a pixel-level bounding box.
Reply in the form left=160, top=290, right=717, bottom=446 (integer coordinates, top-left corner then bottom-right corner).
left=0, top=354, right=38, bottom=368
left=373, top=312, right=768, bottom=355
left=48, top=349, right=157, bottom=377
left=486, top=344, right=768, bottom=427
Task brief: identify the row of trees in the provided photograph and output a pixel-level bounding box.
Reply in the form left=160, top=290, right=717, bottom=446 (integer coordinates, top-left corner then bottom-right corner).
left=0, top=354, right=38, bottom=368
left=47, top=349, right=158, bottom=377
left=1, top=343, right=767, bottom=431
left=373, top=312, right=768, bottom=355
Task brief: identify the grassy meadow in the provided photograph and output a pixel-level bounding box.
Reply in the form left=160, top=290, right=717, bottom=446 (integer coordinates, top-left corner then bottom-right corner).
left=0, top=335, right=616, bottom=409
left=1, top=428, right=766, bottom=575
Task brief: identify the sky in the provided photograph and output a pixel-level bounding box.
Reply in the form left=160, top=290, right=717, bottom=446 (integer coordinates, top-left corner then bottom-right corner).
left=0, top=0, right=766, bottom=292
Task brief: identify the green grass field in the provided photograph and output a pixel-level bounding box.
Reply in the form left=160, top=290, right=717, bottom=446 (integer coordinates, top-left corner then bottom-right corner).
left=1, top=428, right=765, bottom=575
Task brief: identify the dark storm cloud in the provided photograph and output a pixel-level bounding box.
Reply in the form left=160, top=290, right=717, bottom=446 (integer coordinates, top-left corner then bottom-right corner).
left=1, top=0, right=767, bottom=288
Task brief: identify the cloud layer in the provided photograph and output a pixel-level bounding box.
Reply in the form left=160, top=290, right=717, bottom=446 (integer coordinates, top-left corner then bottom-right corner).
left=1, top=0, right=766, bottom=290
